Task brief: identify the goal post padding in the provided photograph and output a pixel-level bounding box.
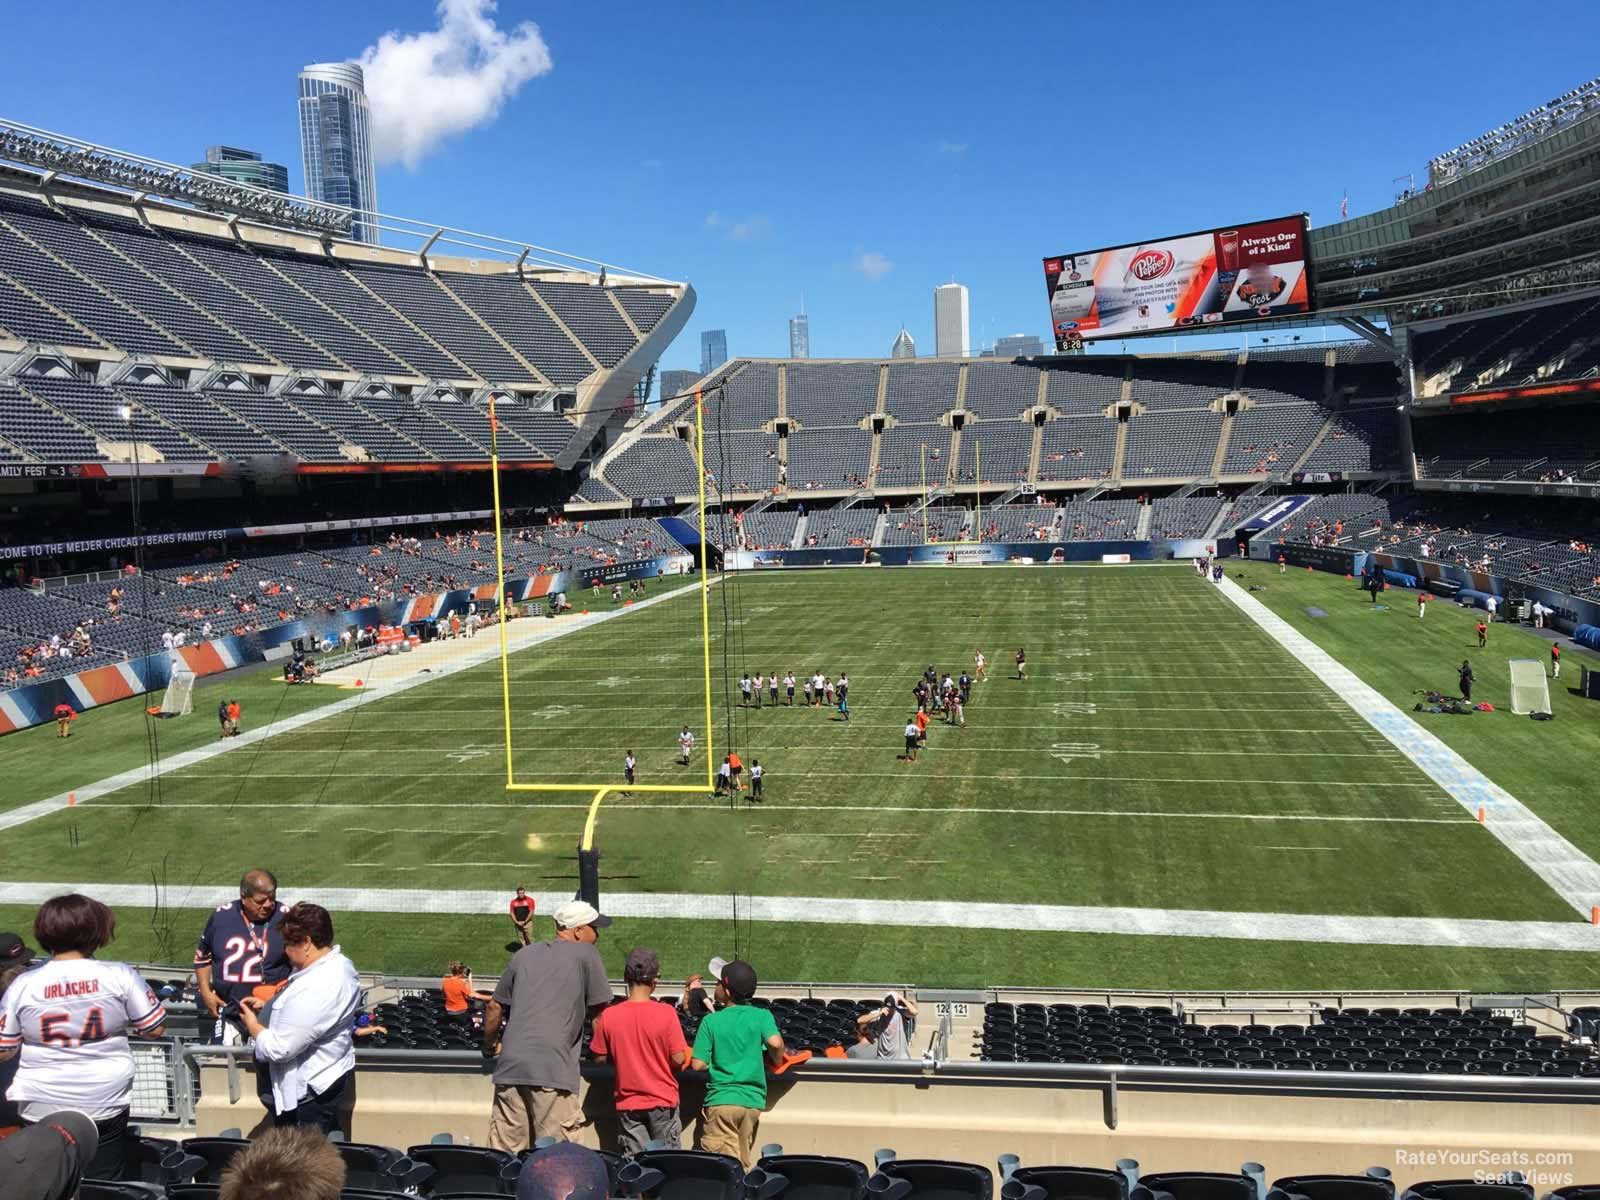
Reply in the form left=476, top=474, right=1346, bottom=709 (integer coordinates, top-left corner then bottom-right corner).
left=1508, top=658, right=1551, bottom=716
left=159, top=667, right=196, bottom=717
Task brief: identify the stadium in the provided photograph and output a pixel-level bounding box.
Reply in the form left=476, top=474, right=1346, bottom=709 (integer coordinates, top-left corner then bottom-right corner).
left=3, top=18, right=1600, bottom=1198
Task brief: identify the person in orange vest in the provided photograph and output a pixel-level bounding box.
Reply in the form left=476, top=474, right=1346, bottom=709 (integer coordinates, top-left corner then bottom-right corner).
left=53, top=702, right=76, bottom=739
left=226, top=698, right=241, bottom=737
left=727, top=751, right=744, bottom=792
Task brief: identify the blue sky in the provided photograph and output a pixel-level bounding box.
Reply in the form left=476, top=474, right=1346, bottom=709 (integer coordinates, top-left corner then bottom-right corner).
left=4, top=1, right=1599, bottom=371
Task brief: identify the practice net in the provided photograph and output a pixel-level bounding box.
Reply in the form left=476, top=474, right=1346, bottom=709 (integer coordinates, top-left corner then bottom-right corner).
left=158, top=667, right=195, bottom=717
left=1508, top=658, right=1552, bottom=716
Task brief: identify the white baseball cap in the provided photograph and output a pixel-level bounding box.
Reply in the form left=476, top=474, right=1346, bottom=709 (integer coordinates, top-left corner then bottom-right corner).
left=707, top=956, right=728, bottom=980
left=552, top=900, right=612, bottom=931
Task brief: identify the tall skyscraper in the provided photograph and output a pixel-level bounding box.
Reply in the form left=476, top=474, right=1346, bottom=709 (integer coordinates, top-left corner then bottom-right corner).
left=298, top=62, right=379, bottom=243
left=191, top=146, right=289, bottom=194
left=789, top=313, right=810, bottom=358
left=890, top=327, right=916, bottom=359
left=700, top=330, right=728, bottom=374
left=660, top=369, right=700, bottom=402
left=993, top=333, right=1045, bottom=358
left=933, top=283, right=970, bottom=357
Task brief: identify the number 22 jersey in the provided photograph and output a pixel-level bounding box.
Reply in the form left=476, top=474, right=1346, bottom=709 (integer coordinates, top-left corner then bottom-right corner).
left=194, top=900, right=289, bottom=1005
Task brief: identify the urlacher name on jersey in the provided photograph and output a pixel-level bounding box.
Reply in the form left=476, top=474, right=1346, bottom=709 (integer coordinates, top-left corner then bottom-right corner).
left=42, top=979, right=102, bottom=999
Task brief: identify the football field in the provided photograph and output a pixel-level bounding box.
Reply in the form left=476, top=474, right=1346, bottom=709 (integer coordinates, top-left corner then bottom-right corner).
left=3, top=563, right=1600, bottom=991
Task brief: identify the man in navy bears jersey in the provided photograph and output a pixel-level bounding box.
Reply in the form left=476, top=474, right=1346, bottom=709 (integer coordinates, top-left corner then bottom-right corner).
left=194, top=869, right=289, bottom=1047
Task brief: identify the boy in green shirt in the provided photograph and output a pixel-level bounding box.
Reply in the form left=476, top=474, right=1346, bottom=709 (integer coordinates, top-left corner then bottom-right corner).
left=689, top=959, right=785, bottom=1165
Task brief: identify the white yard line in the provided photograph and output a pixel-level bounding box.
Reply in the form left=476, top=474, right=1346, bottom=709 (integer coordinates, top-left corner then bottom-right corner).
left=2, top=880, right=1597, bottom=953
left=0, top=582, right=713, bottom=835
left=118, top=769, right=1439, bottom=787
left=1215, top=575, right=1600, bottom=918
left=75, top=800, right=1466, bottom=823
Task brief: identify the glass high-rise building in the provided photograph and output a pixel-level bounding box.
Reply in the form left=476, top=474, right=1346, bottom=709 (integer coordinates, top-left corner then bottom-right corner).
left=788, top=313, right=810, bottom=358
left=891, top=327, right=916, bottom=359
left=933, top=283, right=970, bottom=357
left=298, top=62, right=379, bottom=243
left=700, top=330, right=728, bottom=374
left=660, top=369, right=700, bottom=402
left=191, top=146, right=289, bottom=194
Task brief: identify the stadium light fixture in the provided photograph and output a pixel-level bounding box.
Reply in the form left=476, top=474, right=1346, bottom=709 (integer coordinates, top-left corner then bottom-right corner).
left=0, top=119, right=353, bottom=238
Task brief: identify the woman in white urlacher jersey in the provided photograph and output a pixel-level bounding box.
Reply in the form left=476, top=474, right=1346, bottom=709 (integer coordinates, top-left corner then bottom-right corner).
left=0, top=893, right=167, bottom=1180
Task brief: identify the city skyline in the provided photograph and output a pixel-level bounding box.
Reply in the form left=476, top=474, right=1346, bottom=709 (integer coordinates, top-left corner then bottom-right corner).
left=297, top=61, right=379, bottom=244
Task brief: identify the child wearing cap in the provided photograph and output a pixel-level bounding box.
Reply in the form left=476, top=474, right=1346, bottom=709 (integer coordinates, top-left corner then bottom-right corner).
left=588, top=947, right=689, bottom=1152
left=689, top=959, right=786, bottom=1166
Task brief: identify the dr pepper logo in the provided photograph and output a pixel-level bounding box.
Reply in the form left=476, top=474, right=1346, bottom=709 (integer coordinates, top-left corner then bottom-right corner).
left=1127, top=249, right=1174, bottom=282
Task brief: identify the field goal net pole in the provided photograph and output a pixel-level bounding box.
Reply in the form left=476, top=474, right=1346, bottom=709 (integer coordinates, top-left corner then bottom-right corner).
left=487, top=388, right=719, bottom=905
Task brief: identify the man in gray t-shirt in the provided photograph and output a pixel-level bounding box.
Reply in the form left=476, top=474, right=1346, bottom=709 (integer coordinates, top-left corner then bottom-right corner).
left=483, top=900, right=613, bottom=1151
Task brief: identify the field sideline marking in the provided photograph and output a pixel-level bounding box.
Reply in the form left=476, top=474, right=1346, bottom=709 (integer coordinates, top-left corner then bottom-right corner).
left=0, top=581, right=714, bottom=835
left=73, top=800, right=1467, bottom=823
left=1, top=880, right=1595, bottom=953
left=1215, top=575, right=1600, bottom=918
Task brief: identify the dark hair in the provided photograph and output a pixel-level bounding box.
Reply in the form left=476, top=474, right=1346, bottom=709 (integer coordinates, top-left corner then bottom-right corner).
left=34, top=893, right=116, bottom=956
left=278, top=902, right=334, bottom=949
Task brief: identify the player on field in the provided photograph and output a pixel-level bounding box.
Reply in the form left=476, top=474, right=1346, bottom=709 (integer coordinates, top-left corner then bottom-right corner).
left=509, top=887, right=537, bottom=945
left=768, top=673, right=779, bottom=706
left=823, top=676, right=836, bottom=708
left=958, top=671, right=972, bottom=705
left=624, top=751, right=637, bottom=792
left=902, top=717, right=920, bottom=762
left=914, top=708, right=930, bottom=746
left=950, top=690, right=965, bottom=728
left=974, top=650, right=987, bottom=682
left=53, top=702, right=75, bottom=739
left=811, top=670, right=827, bottom=707
left=784, top=671, right=796, bottom=705
left=716, top=756, right=733, bottom=796
left=749, top=759, right=764, bottom=802
left=1418, top=591, right=1427, bottom=619
left=1552, top=642, right=1562, bottom=678
left=836, top=673, right=850, bottom=722
left=1015, top=648, right=1027, bottom=680
left=739, top=673, right=753, bottom=707
left=1278, top=553, right=1286, bottom=575
left=752, top=670, right=763, bottom=708
left=679, top=726, right=695, bottom=766
left=801, top=674, right=813, bottom=706
left=1476, top=620, right=1488, bottom=648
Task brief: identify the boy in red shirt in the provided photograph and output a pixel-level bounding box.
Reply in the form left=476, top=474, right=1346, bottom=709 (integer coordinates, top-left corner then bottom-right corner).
left=1476, top=620, right=1488, bottom=648
left=589, top=947, right=689, bottom=1152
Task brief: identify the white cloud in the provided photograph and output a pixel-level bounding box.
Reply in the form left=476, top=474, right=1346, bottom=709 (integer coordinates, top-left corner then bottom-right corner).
left=704, top=212, right=771, bottom=241
left=359, top=0, right=553, bottom=169
left=853, top=251, right=894, bottom=281
left=936, top=140, right=968, bottom=154
left=728, top=215, right=772, bottom=241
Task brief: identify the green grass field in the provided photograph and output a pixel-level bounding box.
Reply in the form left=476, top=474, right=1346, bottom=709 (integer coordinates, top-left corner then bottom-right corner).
left=3, top=563, right=1599, bottom=991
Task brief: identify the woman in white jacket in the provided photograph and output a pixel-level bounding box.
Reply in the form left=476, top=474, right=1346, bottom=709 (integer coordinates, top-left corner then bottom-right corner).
left=237, top=902, right=360, bottom=1133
